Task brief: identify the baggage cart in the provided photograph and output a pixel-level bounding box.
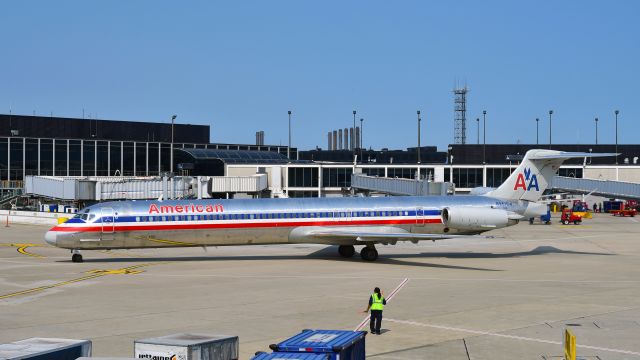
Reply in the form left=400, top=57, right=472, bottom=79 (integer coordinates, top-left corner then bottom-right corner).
left=77, top=358, right=135, bottom=360
left=135, top=333, right=239, bottom=360
left=269, top=330, right=366, bottom=360
left=0, top=337, right=91, bottom=359
left=252, top=352, right=330, bottom=359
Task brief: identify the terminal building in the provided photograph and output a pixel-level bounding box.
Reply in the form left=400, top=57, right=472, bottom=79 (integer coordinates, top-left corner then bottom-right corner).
left=2, top=114, right=640, bottom=202
left=0, top=114, right=296, bottom=182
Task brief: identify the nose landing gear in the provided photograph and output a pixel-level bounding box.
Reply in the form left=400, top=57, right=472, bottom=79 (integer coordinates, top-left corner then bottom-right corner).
left=71, top=250, right=83, bottom=263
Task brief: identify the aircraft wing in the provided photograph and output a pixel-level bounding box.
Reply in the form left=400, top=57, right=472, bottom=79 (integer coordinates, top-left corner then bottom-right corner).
left=290, top=226, right=492, bottom=244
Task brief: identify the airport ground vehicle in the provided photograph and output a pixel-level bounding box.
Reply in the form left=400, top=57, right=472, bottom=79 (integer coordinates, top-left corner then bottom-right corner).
left=605, top=200, right=637, bottom=217
left=529, top=208, right=551, bottom=225
left=45, top=150, right=614, bottom=262
left=561, top=208, right=582, bottom=225
left=610, top=208, right=637, bottom=217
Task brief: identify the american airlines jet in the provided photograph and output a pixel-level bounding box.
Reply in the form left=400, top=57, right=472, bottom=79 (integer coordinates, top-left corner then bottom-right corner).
left=44, top=150, right=611, bottom=263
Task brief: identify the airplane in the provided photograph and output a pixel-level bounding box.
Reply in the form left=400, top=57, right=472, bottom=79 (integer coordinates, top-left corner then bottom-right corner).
left=45, top=149, right=614, bottom=263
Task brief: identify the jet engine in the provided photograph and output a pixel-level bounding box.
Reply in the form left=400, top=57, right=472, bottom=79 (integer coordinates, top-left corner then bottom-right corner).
left=441, top=207, right=518, bottom=231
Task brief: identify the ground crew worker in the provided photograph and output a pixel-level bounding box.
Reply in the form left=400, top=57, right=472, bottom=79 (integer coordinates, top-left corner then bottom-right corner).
left=363, top=287, right=386, bottom=335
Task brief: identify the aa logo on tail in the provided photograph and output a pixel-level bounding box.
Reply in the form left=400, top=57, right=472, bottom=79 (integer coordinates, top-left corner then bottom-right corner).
left=513, top=167, right=539, bottom=191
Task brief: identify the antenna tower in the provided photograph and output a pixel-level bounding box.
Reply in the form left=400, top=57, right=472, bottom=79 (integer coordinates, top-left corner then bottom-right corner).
left=453, top=86, right=468, bottom=144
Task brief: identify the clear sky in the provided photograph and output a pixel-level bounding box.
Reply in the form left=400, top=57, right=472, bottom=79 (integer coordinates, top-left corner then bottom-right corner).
left=1, top=1, right=638, bottom=151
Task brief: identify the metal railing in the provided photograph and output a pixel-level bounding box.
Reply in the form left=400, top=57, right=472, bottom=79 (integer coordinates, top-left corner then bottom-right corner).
left=0, top=189, right=23, bottom=204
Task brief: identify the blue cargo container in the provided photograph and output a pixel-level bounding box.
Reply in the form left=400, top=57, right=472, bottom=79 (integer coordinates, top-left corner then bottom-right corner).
left=269, top=330, right=366, bottom=360
left=603, top=201, right=623, bottom=212
left=252, top=352, right=329, bottom=359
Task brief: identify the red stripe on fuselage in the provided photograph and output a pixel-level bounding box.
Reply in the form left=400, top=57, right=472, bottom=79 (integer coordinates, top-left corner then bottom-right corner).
left=50, top=218, right=442, bottom=233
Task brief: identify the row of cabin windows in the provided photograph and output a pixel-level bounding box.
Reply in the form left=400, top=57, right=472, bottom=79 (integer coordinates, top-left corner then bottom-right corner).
left=132, top=210, right=414, bottom=222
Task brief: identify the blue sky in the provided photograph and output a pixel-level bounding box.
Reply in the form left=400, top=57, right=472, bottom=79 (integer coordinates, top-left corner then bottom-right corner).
left=1, top=1, right=638, bottom=151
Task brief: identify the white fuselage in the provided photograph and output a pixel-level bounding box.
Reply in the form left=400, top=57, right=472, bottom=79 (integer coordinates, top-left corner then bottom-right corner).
left=45, top=195, right=544, bottom=250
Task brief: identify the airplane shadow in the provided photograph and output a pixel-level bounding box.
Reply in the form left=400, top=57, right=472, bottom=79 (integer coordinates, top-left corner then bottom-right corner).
left=60, top=246, right=609, bottom=272
left=409, top=245, right=614, bottom=259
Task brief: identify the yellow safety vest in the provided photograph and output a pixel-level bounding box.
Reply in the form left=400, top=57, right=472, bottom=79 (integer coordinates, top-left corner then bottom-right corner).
left=371, top=293, right=384, bottom=311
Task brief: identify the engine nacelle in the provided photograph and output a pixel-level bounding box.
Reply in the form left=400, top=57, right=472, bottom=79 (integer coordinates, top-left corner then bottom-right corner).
left=441, top=207, right=516, bottom=231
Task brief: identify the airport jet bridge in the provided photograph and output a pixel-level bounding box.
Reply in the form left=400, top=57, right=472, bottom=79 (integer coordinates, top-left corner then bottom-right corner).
left=551, top=176, right=640, bottom=200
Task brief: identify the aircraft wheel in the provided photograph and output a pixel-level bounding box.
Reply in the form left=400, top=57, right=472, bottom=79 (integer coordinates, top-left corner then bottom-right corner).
left=529, top=218, right=534, bottom=225
left=338, top=245, right=355, bottom=258
left=360, top=247, right=378, bottom=261
left=72, top=253, right=83, bottom=263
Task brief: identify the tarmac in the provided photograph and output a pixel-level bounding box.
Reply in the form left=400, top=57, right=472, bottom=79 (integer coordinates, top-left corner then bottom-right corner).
left=1, top=213, right=639, bottom=359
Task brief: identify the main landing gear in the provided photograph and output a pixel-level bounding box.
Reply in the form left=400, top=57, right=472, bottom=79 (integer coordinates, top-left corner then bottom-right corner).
left=337, top=245, right=378, bottom=261
left=71, top=249, right=83, bottom=263
left=338, top=245, right=355, bottom=258
left=360, top=245, right=378, bottom=262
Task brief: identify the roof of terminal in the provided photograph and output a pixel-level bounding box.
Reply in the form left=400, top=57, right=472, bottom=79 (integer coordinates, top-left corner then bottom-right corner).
left=177, top=148, right=298, bottom=164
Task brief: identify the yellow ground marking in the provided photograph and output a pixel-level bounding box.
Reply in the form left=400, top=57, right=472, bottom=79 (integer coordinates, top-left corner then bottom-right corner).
left=553, top=225, right=593, bottom=229
left=0, top=263, right=159, bottom=300
left=0, top=243, right=46, bottom=258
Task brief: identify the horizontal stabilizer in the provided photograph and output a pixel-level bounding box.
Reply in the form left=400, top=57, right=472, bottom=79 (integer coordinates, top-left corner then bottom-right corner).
left=528, top=152, right=618, bottom=160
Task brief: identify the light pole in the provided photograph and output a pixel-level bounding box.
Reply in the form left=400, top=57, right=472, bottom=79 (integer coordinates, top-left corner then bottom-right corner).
left=548, top=110, right=553, bottom=149
left=536, top=118, right=539, bottom=145
left=170, top=114, right=177, bottom=174
left=287, top=110, right=292, bottom=161
left=595, top=117, right=599, bottom=144
left=352, top=110, right=356, bottom=158
left=482, top=110, right=486, bottom=165
left=476, top=118, right=480, bottom=144
left=447, top=145, right=453, bottom=185
left=417, top=110, right=421, bottom=164
left=360, top=118, right=364, bottom=162
left=615, top=110, right=619, bottom=164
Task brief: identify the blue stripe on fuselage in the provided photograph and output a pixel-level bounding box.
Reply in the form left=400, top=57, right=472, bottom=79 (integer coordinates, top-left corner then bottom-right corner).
left=91, top=209, right=443, bottom=224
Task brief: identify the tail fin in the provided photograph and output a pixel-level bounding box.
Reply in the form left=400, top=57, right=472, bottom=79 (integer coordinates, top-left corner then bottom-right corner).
left=486, top=149, right=616, bottom=201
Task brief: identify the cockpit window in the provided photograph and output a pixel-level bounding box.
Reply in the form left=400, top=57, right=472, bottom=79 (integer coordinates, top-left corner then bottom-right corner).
left=73, top=208, right=91, bottom=220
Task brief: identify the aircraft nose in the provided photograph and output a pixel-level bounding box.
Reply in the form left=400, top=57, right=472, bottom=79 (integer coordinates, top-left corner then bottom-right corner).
left=44, top=231, right=57, bottom=246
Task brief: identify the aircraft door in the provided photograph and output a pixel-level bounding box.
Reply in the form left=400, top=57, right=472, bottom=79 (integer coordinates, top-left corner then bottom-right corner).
left=101, top=207, right=115, bottom=240
left=416, top=207, right=426, bottom=226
